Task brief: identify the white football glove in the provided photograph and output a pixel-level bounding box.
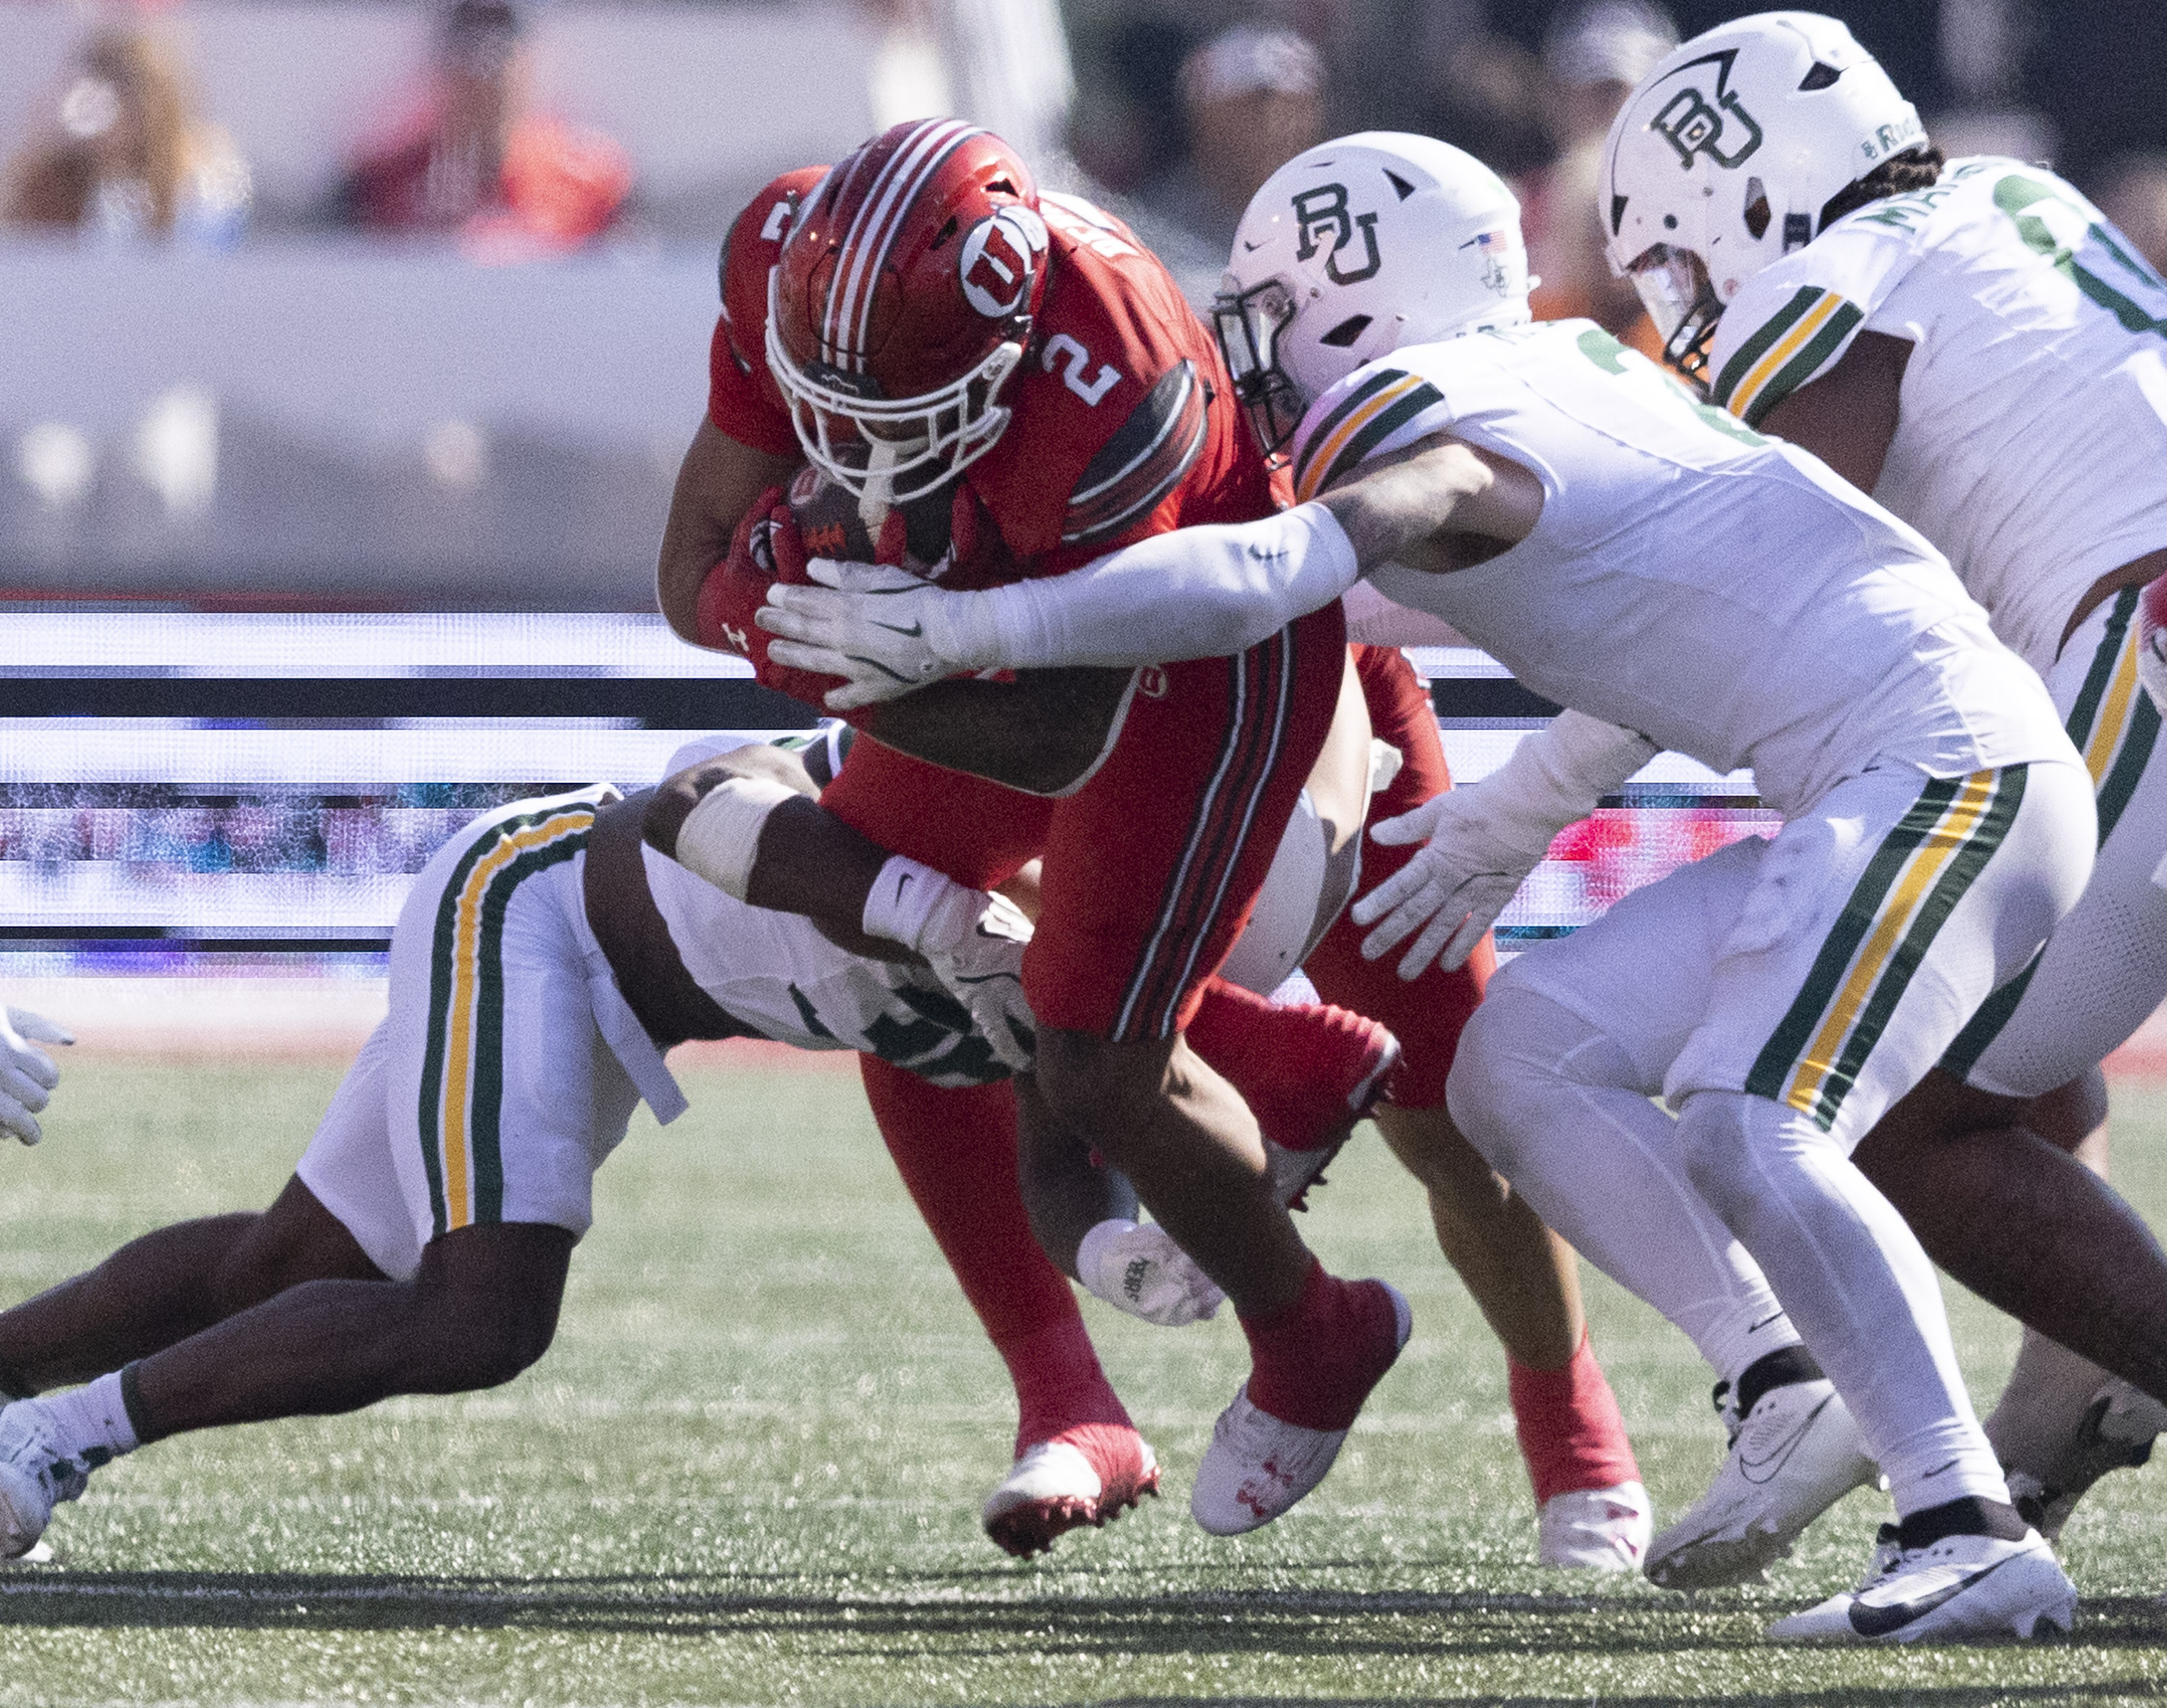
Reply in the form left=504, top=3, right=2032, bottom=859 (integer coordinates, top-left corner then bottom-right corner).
left=921, top=890, right=1039, bottom=1076
left=862, top=856, right=1037, bottom=1073
left=1076, top=1218, right=1224, bottom=1327
left=758, top=560, right=1000, bottom=711
left=1351, top=711, right=1657, bottom=979
left=0, top=1007, right=72, bottom=1146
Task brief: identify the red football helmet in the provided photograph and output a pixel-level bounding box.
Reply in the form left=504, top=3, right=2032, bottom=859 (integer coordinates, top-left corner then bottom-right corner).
left=766, top=119, right=1050, bottom=502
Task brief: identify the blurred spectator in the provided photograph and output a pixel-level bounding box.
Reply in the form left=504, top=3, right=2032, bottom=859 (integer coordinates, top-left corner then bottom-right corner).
left=332, top=0, right=631, bottom=253
left=1521, top=0, right=1676, bottom=347
left=2094, top=152, right=2167, bottom=279
left=2, top=29, right=251, bottom=249
left=1067, top=14, right=1198, bottom=194
left=1150, top=25, right=1329, bottom=250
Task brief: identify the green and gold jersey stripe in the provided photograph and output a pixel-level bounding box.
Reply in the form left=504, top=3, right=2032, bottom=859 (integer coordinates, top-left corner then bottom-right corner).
left=2067, top=587, right=2160, bottom=846
left=1293, top=370, right=1445, bottom=504
left=1747, top=766, right=2027, bottom=1130
left=1712, top=287, right=1865, bottom=428
left=416, top=799, right=602, bottom=1236
left=1942, top=591, right=2158, bottom=1080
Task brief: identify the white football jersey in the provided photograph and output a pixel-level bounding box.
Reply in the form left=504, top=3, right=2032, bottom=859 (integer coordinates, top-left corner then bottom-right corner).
left=639, top=846, right=1013, bottom=1088
left=1289, top=319, right=2067, bottom=817
left=1708, top=157, right=2167, bottom=677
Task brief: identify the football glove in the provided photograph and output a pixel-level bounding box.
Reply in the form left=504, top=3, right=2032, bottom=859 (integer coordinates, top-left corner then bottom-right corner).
left=1352, top=711, right=1656, bottom=979
left=1076, top=1218, right=1224, bottom=1327
left=0, top=1007, right=72, bottom=1146
left=862, top=857, right=1037, bottom=1073
left=759, top=560, right=970, bottom=709
left=694, top=490, right=862, bottom=713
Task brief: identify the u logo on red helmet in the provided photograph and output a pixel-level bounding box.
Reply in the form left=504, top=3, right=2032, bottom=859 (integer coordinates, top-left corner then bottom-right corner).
left=959, top=207, right=1049, bottom=319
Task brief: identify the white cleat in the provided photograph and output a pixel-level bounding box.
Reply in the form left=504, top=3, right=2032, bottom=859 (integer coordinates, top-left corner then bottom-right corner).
left=979, top=1423, right=1159, bottom=1559
left=1190, top=1282, right=1411, bottom=1536
left=1539, top=1480, right=1653, bottom=1572
left=1768, top=1528, right=2077, bottom=1644
left=1645, top=1377, right=1878, bottom=1590
left=0, top=1401, right=90, bottom=1561
left=2009, top=1379, right=2167, bottom=1541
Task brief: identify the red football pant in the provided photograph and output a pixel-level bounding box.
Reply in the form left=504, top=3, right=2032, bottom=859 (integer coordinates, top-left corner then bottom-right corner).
left=822, top=604, right=1348, bottom=1041
left=1302, top=643, right=1494, bottom=1106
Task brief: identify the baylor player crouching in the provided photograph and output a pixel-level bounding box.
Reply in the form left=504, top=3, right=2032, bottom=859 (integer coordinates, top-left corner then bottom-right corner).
left=0, top=747, right=1044, bottom=1561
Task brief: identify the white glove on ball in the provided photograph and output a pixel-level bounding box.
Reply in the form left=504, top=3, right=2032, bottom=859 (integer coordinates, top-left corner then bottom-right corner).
left=1076, top=1218, right=1224, bottom=1327
left=0, top=1007, right=72, bottom=1146
left=862, top=857, right=1038, bottom=1074
left=758, top=560, right=1001, bottom=711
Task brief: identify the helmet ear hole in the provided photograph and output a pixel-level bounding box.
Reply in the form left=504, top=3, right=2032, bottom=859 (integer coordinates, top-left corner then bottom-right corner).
left=1799, top=61, right=1842, bottom=91
left=1319, top=314, right=1374, bottom=349
left=1742, top=179, right=1771, bottom=240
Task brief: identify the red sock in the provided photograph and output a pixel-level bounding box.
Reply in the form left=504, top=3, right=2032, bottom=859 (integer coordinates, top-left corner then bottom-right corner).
left=1508, top=1331, right=1641, bottom=1505
left=856, top=1057, right=1130, bottom=1453
left=1240, top=1258, right=1404, bottom=1431
left=1187, top=977, right=1394, bottom=1152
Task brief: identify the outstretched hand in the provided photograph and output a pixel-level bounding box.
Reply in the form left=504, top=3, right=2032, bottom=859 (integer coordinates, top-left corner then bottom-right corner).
left=0, top=1007, right=72, bottom=1146
left=1349, top=792, right=1549, bottom=980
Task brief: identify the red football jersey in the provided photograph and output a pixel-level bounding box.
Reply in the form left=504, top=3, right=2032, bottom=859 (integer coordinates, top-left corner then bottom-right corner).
left=706, top=175, right=1276, bottom=582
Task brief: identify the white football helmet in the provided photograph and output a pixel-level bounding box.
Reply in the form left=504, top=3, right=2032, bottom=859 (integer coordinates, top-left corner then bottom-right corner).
left=1600, top=12, right=1926, bottom=375
left=1215, top=132, right=1530, bottom=456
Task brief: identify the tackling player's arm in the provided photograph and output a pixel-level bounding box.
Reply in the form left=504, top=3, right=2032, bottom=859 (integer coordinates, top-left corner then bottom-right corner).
left=758, top=431, right=1540, bottom=701
left=643, top=745, right=907, bottom=961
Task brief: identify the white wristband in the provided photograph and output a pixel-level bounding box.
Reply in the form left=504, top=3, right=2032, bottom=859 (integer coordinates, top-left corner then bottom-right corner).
left=860, top=854, right=968, bottom=954
left=673, top=774, right=799, bottom=901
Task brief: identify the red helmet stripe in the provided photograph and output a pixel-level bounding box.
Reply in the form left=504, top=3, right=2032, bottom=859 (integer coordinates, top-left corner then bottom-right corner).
left=825, top=118, right=982, bottom=372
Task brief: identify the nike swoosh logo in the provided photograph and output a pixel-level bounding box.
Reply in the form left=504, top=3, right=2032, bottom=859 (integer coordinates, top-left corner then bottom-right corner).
left=870, top=619, right=924, bottom=638
left=1247, top=544, right=1289, bottom=561
left=1242, top=239, right=1264, bottom=252
left=1919, top=1459, right=1959, bottom=1480
left=1747, top=1312, right=1786, bottom=1333
left=1739, top=1394, right=1833, bottom=1484
left=1847, top=1556, right=2015, bottom=1638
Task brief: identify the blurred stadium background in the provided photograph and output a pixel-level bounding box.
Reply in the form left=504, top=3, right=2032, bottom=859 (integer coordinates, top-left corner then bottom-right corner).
left=3, top=0, right=2166, bottom=1049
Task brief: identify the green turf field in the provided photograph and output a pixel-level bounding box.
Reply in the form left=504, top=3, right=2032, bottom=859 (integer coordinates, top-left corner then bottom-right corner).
left=2, top=1054, right=2166, bottom=1704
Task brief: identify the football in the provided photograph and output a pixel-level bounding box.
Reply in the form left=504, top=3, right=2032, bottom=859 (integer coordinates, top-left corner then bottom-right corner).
left=786, top=467, right=976, bottom=576
left=786, top=466, right=883, bottom=565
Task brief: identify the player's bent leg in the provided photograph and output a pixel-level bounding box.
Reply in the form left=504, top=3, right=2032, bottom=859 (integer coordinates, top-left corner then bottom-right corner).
left=855, top=1058, right=1158, bottom=1557
left=1448, top=984, right=1868, bottom=1587
left=1853, top=1069, right=2167, bottom=1410
left=0, top=1221, right=572, bottom=1558
left=0, top=1177, right=381, bottom=1401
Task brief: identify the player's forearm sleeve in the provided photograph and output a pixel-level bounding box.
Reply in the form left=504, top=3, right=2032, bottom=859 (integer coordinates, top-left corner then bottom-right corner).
left=942, top=503, right=1363, bottom=670
left=1481, top=711, right=1661, bottom=851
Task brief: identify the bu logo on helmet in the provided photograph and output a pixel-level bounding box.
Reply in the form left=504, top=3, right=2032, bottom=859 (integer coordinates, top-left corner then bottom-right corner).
left=958, top=207, right=1049, bottom=319
left=1292, top=184, right=1382, bottom=285
left=1648, top=51, right=1764, bottom=170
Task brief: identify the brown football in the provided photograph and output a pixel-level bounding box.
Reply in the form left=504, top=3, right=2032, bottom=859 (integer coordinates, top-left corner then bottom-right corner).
left=786, top=467, right=973, bottom=573
left=786, top=466, right=881, bottom=565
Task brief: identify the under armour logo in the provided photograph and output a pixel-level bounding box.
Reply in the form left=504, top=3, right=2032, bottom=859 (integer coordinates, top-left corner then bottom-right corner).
left=1648, top=50, right=1765, bottom=170
left=1292, top=183, right=1382, bottom=285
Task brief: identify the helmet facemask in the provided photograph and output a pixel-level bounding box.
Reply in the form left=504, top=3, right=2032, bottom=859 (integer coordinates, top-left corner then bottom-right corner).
left=764, top=264, right=1027, bottom=505
left=1621, top=242, right=1726, bottom=381
left=1213, top=277, right=1307, bottom=458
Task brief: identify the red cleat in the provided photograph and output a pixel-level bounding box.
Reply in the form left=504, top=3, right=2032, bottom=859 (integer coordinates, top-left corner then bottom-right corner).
left=980, top=1421, right=1160, bottom=1559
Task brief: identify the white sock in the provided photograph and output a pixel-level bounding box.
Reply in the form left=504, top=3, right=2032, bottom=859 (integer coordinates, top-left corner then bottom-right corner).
left=36, top=1369, right=141, bottom=1466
